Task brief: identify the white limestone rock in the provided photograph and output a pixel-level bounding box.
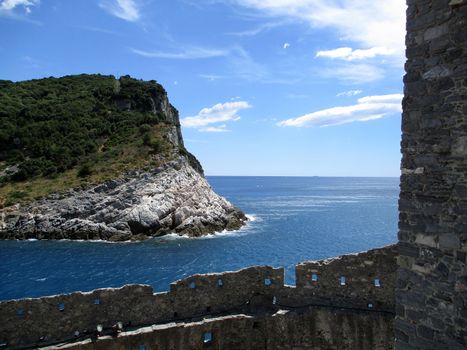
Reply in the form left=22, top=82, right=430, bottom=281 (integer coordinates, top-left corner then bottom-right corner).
left=0, top=158, right=247, bottom=241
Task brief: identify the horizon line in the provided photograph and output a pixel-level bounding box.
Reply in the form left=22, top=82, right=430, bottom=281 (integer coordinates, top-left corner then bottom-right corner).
left=205, top=174, right=400, bottom=178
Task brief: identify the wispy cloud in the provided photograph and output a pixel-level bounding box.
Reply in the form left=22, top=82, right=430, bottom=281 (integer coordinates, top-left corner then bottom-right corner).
left=0, top=0, right=38, bottom=11
left=77, top=26, right=124, bottom=36
left=277, top=93, right=402, bottom=128
left=321, top=63, right=384, bottom=84
left=131, top=47, right=229, bottom=59
left=99, top=0, right=140, bottom=22
left=226, top=20, right=286, bottom=36
left=133, top=42, right=295, bottom=84
left=231, top=0, right=405, bottom=84
left=232, top=0, right=406, bottom=58
left=357, top=94, right=403, bottom=104
left=226, top=47, right=270, bottom=82
left=0, top=0, right=40, bottom=21
left=224, top=46, right=300, bottom=84
left=199, top=74, right=225, bottom=81
left=181, top=101, right=251, bottom=132
left=199, top=125, right=231, bottom=133
left=337, top=90, right=363, bottom=97
left=196, top=45, right=274, bottom=83
left=316, top=47, right=393, bottom=61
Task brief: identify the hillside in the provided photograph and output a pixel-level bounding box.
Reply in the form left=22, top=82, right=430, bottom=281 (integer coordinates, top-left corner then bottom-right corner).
left=0, top=74, right=201, bottom=207
left=0, top=75, right=245, bottom=240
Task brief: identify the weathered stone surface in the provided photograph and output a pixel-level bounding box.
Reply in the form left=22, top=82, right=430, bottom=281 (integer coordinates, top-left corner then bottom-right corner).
left=39, top=308, right=394, bottom=350
left=0, top=158, right=247, bottom=240
left=295, top=245, right=397, bottom=312
left=396, top=0, right=467, bottom=349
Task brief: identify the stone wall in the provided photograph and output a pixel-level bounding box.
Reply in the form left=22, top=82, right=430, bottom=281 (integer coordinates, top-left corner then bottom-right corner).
left=0, top=266, right=283, bottom=349
left=295, top=245, right=396, bottom=312
left=42, top=308, right=395, bottom=350
left=397, top=0, right=467, bottom=349
left=0, top=245, right=396, bottom=349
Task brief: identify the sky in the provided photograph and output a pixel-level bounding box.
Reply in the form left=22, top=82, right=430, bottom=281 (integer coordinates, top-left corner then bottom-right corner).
left=0, top=0, right=407, bottom=176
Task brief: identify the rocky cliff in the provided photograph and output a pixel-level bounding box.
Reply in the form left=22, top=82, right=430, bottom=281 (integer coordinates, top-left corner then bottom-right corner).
left=0, top=158, right=246, bottom=240
left=0, top=75, right=246, bottom=240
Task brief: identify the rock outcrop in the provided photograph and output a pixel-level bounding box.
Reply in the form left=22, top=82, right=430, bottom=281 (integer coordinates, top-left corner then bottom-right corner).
left=0, top=157, right=246, bottom=241
left=0, top=75, right=247, bottom=240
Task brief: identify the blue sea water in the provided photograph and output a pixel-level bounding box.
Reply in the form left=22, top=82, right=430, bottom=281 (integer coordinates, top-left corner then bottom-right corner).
left=0, top=176, right=399, bottom=301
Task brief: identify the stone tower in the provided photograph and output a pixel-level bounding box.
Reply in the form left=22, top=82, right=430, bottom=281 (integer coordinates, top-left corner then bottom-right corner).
left=396, top=0, right=467, bottom=349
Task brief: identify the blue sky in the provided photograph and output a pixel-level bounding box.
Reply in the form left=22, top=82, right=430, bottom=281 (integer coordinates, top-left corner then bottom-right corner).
left=0, top=0, right=406, bottom=176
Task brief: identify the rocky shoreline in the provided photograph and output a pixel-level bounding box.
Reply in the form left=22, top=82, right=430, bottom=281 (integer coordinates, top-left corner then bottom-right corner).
left=0, top=157, right=247, bottom=241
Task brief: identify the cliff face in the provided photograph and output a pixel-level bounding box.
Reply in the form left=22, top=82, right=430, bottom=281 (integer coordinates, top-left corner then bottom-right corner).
left=0, top=159, right=246, bottom=240
left=0, top=75, right=246, bottom=240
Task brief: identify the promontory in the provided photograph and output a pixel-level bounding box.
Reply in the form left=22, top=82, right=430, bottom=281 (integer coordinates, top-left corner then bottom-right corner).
left=0, top=75, right=246, bottom=241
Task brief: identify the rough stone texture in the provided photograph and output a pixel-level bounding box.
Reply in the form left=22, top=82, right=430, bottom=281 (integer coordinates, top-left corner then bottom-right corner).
left=40, top=309, right=395, bottom=350
left=0, top=246, right=396, bottom=349
left=0, top=158, right=246, bottom=240
left=396, top=0, right=467, bottom=349
left=295, top=245, right=397, bottom=312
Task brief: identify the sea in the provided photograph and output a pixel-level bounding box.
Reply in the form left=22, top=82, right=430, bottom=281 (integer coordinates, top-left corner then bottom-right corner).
left=0, top=176, right=399, bottom=301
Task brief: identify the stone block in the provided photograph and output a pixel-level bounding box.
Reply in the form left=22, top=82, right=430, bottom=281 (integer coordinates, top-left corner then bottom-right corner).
left=415, top=234, right=437, bottom=248
left=423, top=66, right=451, bottom=79
left=449, top=0, right=467, bottom=6
left=439, top=233, right=460, bottom=250
left=417, top=325, right=435, bottom=340
left=424, top=23, right=449, bottom=41
left=399, top=242, right=420, bottom=257
left=456, top=251, right=466, bottom=263
left=451, top=137, right=467, bottom=156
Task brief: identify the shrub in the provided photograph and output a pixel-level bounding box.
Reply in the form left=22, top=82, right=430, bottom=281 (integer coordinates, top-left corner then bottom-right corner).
left=0, top=74, right=171, bottom=182
left=77, top=162, right=93, bottom=177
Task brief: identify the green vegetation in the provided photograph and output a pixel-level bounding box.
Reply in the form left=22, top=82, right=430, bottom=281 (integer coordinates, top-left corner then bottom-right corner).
left=0, top=74, right=178, bottom=206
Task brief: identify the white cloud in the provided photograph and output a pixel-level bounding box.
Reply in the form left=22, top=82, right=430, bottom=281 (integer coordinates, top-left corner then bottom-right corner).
left=199, top=74, right=225, bottom=81
left=283, top=42, right=290, bottom=49
left=337, top=90, right=363, bottom=97
left=199, top=125, right=231, bottom=133
left=357, top=94, right=403, bottom=104
left=77, top=26, right=123, bottom=36
left=228, top=50, right=269, bottom=82
left=316, top=46, right=393, bottom=61
left=321, top=63, right=384, bottom=84
left=277, top=93, right=402, bottom=128
left=131, top=47, right=229, bottom=59
left=227, top=21, right=286, bottom=36
left=286, top=93, right=309, bottom=99
left=181, top=101, right=251, bottom=132
left=229, top=1, right=406, bottom=85
left=99, top=0, right=140, bottom=22
left=232, top=0, right=406, bottom=59
left=0, top=0, right=38, bottom=14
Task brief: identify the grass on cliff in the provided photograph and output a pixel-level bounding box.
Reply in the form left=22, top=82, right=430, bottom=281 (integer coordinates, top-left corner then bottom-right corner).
left=0, top=74, right=178, bottom=207
left=0, top=123, right=175, bottom=206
